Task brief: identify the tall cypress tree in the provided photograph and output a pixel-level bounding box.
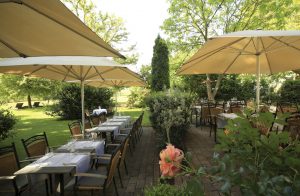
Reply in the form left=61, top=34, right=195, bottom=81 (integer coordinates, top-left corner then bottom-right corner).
left=151, top=35, right=170, bottom=91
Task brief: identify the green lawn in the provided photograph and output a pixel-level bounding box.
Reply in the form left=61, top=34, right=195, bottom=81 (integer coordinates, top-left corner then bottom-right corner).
left=0, top=106, right=150, bottom=160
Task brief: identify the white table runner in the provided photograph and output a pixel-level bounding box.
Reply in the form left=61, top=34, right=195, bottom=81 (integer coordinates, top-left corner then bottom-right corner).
left=101, top=121, right=126, bottom=129
left=57, top=140, right=105, bottom=156
left=27, top=153, right=90, bottom=173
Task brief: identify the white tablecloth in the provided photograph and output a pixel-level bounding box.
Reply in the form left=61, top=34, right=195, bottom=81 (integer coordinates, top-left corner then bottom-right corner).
left=101, top=121, right=126, bottom=129
left=57, top=140, right=105, bottom=156
left=92, top=108, right=107, bottom=115
left=27, top=153, right=90, bottom=173
left=107, top=118, right=130, bottom=127
left=86, top=126, right=119, bottom=137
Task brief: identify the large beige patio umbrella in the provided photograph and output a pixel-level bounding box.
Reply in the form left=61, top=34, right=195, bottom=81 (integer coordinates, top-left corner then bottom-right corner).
left=178, top=30, right=300, bottom=109
left=0, top=56, right=144, bottom=129
left=0, top=0, right=124, bottom=58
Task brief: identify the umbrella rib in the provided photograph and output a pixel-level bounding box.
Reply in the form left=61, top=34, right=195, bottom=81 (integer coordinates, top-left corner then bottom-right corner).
left=270, top=36, right=300, bottom=52
left=27, top=65, right=48, bottom=76
left=21, top=1, right=125, bottom=59
left=61, top=65, right=81, bottom=80
left=0, top=38, right=27, bottom=57
left=260, top=37, right=273, bottom=74
left=178, top=37, right=246, bottom=74
left=223, top=38, right=252, bottom=74
left=82, top=66, right=93, bottom=81
left=49, top=66, right=79, bottom=81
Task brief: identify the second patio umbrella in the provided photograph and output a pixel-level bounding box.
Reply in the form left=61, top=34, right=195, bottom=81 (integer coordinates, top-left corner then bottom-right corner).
left=178, top=30, right=300, bottom=109
left=0, top=56, right=144, bottom=129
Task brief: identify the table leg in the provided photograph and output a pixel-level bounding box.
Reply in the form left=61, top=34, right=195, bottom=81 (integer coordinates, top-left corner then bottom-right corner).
left=59, top=174, right=64, bottom=196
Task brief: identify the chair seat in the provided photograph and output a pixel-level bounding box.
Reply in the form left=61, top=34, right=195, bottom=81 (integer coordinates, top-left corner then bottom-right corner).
left=0, top=175, right=28, bottom=193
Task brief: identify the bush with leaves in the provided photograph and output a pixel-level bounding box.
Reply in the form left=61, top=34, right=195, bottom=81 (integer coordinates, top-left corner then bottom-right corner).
left=127, top=87, right=149, bottom=108
left=145, top=90, right=192, bottom=150
left=211, top=111, right=300, bottom=195
left=279, top=79, right=300, bottom=103
left=0, top=109, right=17, bottom=141
left=48, top=84, right=114, bottom=120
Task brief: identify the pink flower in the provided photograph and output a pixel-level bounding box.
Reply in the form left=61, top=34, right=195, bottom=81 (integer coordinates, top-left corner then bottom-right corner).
left=159, top=144, right=184, bottom=177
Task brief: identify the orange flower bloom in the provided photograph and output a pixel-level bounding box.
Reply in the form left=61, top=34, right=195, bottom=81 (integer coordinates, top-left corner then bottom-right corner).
left=224, top=129, right=231, bottom=135
left=159, top=144, right=184, bottom=177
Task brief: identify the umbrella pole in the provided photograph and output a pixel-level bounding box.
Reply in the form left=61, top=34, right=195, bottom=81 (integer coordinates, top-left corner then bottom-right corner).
left=81, top=81, right=85, bottom=133
left=256, top=54, right=260, bottom=112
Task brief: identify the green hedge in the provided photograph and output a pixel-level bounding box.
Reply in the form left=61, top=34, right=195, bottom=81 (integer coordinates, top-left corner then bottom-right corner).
left=49, top=84, right=114, bottom=120
left=280, top=79, right=300, bottom=103
left=0, top=109, right=17, bottom=141
left=145, top=91, right=192, bottom=150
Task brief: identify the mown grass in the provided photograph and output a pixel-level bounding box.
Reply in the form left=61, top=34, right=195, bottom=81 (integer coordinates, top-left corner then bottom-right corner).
left=0, top=105, right=150, bottom=160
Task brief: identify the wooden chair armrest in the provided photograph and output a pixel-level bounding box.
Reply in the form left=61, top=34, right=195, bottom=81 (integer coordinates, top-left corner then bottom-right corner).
left=106, top=143, right=120, bottom=147
left=75, top=173, right=107, bottom=179
left=93, top=155, right=111, bottom=160
left=0, top=176, right=15, bottom=181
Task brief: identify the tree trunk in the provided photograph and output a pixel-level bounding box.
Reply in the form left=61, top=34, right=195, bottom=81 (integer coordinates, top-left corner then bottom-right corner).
left=27, top=94, right=32, bottom=108
left=206, top=74, right=214, bottom=102
left=206, top=74, right=224, bottom=102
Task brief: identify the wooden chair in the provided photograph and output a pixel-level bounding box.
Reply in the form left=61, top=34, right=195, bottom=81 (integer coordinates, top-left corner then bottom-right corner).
left=21, top=133, right=52, bottom=195
left=69, top=148, right=122, bottom=195
left=90, top=115, right=100, bottom=126
left=68, top=121, right=84, bottom=139
left=99, top=113, right=107, bottom=123
left=209, top=107, right=224, bottom=137
left=283, top=113, right=300, bottom=140
left=229, top=102, right=244, bottom=114
left=95, top=135, right=130, bottom=188
left=0, top=143, right=28, bottom=196
left=21, top=132, right=50, bottom=158
left=277, top=102, right=299, bottom=114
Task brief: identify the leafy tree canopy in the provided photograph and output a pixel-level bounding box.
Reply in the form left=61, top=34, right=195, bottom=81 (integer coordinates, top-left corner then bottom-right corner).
left=63, top=0, right=139, bottom=65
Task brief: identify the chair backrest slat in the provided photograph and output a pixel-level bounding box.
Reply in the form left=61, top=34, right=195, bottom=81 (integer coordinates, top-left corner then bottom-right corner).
left=68, top=121, right=82, bottom=136
left=105, top=150, right=121, bottom=187
left=22, top=132, right=49, bottom=158
left=0, top=143, right=20, bottom=176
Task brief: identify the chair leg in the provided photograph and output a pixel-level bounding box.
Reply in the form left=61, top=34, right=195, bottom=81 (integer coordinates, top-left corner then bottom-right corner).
left=117, top=166, right=124, bottom=188
left=124, top=160, right=128, bottom=175
left=49, top=174, right=53, bottom=194
left=113, top=177, right=119, bottom=196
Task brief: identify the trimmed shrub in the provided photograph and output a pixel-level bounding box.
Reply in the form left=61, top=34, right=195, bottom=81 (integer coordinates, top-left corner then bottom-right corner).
left=0, top=109, right=17, bottom=141
left=49, top=84, right=114, bottom=120
left=279, top=79, right=300, bottom=103
left=145, top=90, right=192, bottom=150
left=127, top=87, right=149, bottom=108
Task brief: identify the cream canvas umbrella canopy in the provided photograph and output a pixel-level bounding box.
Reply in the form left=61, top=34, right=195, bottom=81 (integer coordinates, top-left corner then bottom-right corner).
left=0, top=56, right=143, bottom=129
left=178, top=30, right=300, bottom=109
left=0, top=0, right=124, bottom=58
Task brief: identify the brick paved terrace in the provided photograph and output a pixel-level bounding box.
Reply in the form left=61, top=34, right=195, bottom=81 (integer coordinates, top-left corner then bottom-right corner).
left=18, top=125, right=221, bottom=196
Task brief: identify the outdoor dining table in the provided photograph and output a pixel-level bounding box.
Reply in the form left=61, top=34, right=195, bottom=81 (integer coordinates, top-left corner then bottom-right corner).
left=14, top=152, right=91, bottom=196
left=55, top=140, right=105, bottom=156
left=86, top=126, right=119, bottom=142
left=101, top=121, right=126, bottom=129
left=107, top=118, right=130, bottom=127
